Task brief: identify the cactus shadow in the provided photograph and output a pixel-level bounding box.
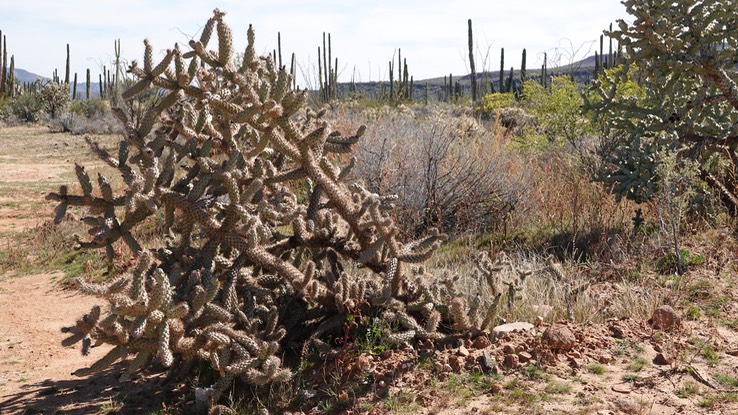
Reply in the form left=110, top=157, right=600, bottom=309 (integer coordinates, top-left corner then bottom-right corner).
left=0, top=363, right=178, bottom=415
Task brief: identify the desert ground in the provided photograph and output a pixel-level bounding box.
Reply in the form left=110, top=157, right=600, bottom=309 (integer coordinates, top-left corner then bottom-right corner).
left=1, top=125, right=738, bottom=415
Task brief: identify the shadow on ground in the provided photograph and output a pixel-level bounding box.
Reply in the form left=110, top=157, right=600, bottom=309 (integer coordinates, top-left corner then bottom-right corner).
left=0, top=363, right=189, bottom=415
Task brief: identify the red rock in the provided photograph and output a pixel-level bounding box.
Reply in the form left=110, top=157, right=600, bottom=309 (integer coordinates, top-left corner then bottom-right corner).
left=472, top=335, right=491, bottom=349
left=543, top=324, right=577, bottom=352
left=518, top=351, right=532, bottom=364
left=598, top=353, right=613, bottom=364
left=503, top=354, right=519, bottom=369
left=457, top=345, right=470, bottom=357
left=650, top=305, right=680, bottom=331
left=449, top=355, right=464, bottom=372
left=503, top=344, right=516, bottom=355
left=491, top=383, right=503, bottom=394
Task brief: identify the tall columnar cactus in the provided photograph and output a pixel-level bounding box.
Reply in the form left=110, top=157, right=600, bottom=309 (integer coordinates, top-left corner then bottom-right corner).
left=499, top=47, right=504, bottom=92
left=48, top=10, right=499, bottom=407
left=520, top=48, right=526, bottom=84
left=585, top=0, right=738, bottom=209
left=65, top=43, right=70, bottom=86
left=7, top=55, right=14, bottom=98
left=0, top=30, right=4, bottom=95
left=86, top=68, right=90, bottom=99
left=468, top=19, right=477, bottom=101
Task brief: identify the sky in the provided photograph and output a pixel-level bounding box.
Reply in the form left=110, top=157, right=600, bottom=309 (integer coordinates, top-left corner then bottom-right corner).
left=2, top=1, right=630, bottom=87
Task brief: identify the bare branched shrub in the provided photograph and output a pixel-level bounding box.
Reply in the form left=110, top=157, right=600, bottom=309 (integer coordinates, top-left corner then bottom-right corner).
left=352, top=106, right=532, bottom=237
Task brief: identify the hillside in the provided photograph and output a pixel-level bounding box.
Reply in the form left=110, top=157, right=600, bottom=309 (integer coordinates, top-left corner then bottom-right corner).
left=12, top=53, right=603, bottom=101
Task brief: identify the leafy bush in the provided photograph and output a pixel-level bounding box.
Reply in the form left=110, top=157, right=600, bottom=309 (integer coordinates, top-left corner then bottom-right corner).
left=475, top=92, right=517, bottom=115
left=520, top=77, right=595, bottom=152
left=70, top=98, right=111, bottom=118
left=0, top=92, right=43, bottom=123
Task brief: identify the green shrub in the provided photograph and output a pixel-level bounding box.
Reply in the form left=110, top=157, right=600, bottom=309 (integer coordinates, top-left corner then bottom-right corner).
left=0, top=92, right=43, bottom=123
left=70, top=98, right=111, bottom=118
left=519, top=76, right=595, bottom=152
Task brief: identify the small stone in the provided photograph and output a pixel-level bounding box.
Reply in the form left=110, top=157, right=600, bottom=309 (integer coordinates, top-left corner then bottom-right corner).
left=503, top=344, right=516, bottom=355
left=608, top=325, right=625, bottom=339
left=479, top=350, right=495, bottom=373
left=442, top=363, right=453, bottom=373
left=569, top=350, right=582, bottom=359
left=457, top=345, right=470, bottom=357
left=611, top=384, right=632, bottom=394
left=492, top=322, right=535, bottom=339
left=534, top=316, right=544, bottom=327
left=568, top=357, right=581, bottom=369
left=650, top=305, right=680, bottom=331
left=504, top=353, right=520, bottom=369
left=449, top=355, right=464, bottom=372
left=491, top=383, right=503, bottom=394
left=614, top=397, right=640, bottom=414
left=472, top=335, right=491, bottom=349
left=726, top=349, right=738, bottom=357
left=598, top=353, right=613, bottom=364
left=652, top=352, right=671, bottom=365
left=653, top=344, right=663, bottom=353
left=518, top=351, right=532, bottom=364
left=543, top=324, right=577, bottom=352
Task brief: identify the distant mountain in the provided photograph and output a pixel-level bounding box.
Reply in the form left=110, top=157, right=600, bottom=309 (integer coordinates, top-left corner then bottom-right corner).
left=11, top=68, right=104, bottom=98
left=14, top=68, right=47, bottom=84
left=12, top=53, right=606, bottom=101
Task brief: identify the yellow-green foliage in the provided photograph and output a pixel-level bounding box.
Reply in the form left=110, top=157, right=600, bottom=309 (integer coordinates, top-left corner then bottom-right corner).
left=475, top=92, right=517, bottom=116
left=518, top=76, right=594, bottom=151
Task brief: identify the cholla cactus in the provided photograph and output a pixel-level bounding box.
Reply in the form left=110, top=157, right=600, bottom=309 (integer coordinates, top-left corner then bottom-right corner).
left=50, top=9, right=453, bottom=405
left=39, top=80, right=71, bottom=119
left=586, top=0, right=738, bottom=208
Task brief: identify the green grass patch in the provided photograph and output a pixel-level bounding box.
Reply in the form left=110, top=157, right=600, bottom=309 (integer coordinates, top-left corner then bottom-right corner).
left=544, top=381, right=572, bottom=394
left=586, top=363, right=605, bottom=375
left=626, top=355, right=648, bottom=372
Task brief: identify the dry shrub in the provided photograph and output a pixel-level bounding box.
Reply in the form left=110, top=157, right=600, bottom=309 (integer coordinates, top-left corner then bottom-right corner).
left=343, top=104, right=532, bottom=237
left=514, top=150, right=638, bottom=261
